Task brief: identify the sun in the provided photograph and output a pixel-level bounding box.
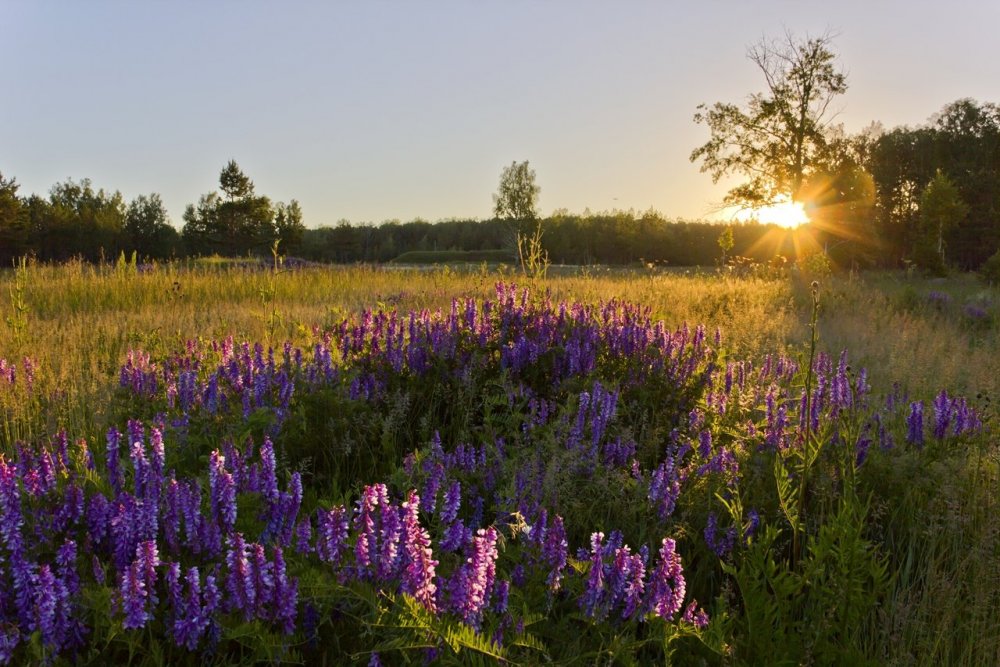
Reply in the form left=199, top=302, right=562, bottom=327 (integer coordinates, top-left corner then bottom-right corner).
left=731, top=198, right=810, bottom=228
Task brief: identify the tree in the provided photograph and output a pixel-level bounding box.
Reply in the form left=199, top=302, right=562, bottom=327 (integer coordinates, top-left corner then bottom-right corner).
left=690, top=31, right=848, bottom=209
left=493, top=161, right=540, bottom=221
left=493, top=161, right=546, bottom=277
left=182, top=161, right=283, bottom=256
left=274, top=200, right=305, bottom=254
left=219, top=159, right=254, bottom=200
left=0, top=172, right=26, bottom=264
left=125, top=194, right=179, bottom=259
left=718, top=225, right=734, bottom=265
left=917, top=169, right=968, bottom=272
left=864, top=99, right=1000, bottom=268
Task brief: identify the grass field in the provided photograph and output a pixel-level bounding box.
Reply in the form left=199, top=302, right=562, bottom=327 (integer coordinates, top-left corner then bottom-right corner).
left=0, top=260, right=997, bottom=665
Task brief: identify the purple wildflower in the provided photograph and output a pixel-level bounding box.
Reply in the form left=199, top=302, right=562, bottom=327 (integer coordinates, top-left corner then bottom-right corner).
left=907, top=401, right=924, bottom=446
left=645, top=537, right=686, bottom=620
left=400, top=491, right=438, bottom=611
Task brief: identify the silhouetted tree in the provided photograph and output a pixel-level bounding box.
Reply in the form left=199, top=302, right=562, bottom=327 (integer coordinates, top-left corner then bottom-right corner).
left=691, top=31, right=848, bottom=209
left=182, top=161, right=294, bottom=256
left=0, top=172, right=27, bottom=264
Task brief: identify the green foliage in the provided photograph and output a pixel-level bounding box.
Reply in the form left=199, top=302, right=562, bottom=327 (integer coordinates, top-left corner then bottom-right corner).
left=183, top=161, right=302, bottom=258
left=492, top=160, right=540, bottom=222
left=4, top=255, right=31, bottom=350
left=717, top=226, right=734, bottom=265
left=516, top=220, right=549, bottom=279
left=691, top=31, right=848, bottom=208
left=125, top=193, right=179, bottom=260
left=979, top=248, right=1000, bottom=284
left=916, top=169, right=969, bottom=273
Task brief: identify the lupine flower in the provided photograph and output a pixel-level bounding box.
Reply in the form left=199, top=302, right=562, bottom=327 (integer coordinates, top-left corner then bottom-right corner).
left=682, top=600, right=710, bottom=628
left=316, top=506, right=350, bottom=567
left=400, top=491, right=438, bottom=611
left=448, top=526, right=499, bottom=629
left=645, top=537, right=686, bottom=620
left=704, top=512, right=736, bottom=557
left=440, top=480, right=461, bottom=525
left=907, top=401, right=924, bottom=446
left=121, top=561, right=151, bottom=629
left=649, top=456, right=681, bottom=520
left=225, top=533, right=256, bottom=619
left=933, top=390, right=951, bottom=440
left=542, top=514, right=568, bottom=591
left=580, top=532, right=607, bottom=619
left=271, top=546, right=298, bottom=633
left=106, top=427, right=124, bottom=496
left=209, top=451, right=237, bottom=533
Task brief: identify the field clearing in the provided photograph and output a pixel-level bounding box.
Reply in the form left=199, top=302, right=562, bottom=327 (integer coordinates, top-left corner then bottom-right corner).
left=0, top=261, right=998, bottom=665
left=4, top=263, right=998, bottom=431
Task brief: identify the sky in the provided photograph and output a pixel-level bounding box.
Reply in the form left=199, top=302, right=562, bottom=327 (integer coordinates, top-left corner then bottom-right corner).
left=3, top=1, right=999, bottom=229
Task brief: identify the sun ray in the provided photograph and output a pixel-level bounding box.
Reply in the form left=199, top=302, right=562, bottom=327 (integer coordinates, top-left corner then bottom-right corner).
left=729, top=198, right=810, bottom=228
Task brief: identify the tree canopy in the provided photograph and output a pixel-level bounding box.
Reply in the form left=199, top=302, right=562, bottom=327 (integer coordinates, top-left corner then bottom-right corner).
left=493, top=161, right=540, bottom=221
left=182, top=161, right=305, bottom=256
left=691, top=31, right=848, bottom=209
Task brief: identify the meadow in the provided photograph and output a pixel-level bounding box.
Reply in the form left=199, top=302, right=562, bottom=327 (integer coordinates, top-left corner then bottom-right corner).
left=0, top=259, right=997, bottom=665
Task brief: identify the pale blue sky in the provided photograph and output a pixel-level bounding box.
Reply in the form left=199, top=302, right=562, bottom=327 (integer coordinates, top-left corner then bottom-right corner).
left=3, top=1, right=998, bottom=227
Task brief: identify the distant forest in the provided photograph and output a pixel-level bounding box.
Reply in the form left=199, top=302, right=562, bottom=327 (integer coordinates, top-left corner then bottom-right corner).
left=1, top=98, right=998, bottom=272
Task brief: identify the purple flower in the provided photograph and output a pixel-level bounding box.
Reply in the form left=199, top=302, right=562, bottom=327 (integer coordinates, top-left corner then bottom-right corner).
left=294, top=517, right=313, bottom=554
left=106, top=427, right=124, bottom=496
left=542, top=514, right=568, bottom=591
left=448, top=526, right=499, bottom=629
left=907, top=401, right=924, bottom=446
left=704, top=512, right=736, bottom=557
left=35, top=564, right=65, bottom=649
left=271, top=546, right=298, bottom=634
left=226, top=533, right=256, bottom=619
left=649, top=456, right=681, bottom=520
left=440, top=481, right=461, bottom=525
left=209, top=450, right=237, bottom=533
left=121, top=561, right=150, bottom=629
left=682, top=600, right=710, bottom=628
left=400, top=491, right=438, bottom=611
left=645, top=537, right=686, bottom=620
left=933, top=390, right=951, bottom=440
left=580, top=532, right=607, bottom=619
left=316, top=506, right=349, bottom=568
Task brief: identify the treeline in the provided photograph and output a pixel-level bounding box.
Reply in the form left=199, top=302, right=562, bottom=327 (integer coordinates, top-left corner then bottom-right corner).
left=296, top=214, right=801, bottom=266
left=0, top=161, right=305, bottom=266
left=1, top=98, right=998, bottom=271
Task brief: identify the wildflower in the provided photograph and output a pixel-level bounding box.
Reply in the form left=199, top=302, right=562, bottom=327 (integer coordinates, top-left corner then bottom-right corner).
left=933, top=390, right=951, bottom=440
left=400, top=491, right=438, bottom=611
left=209, top=450, right=237, bottom=533
left=440, top=480, right=461, bottom=525
left=580, top=532, right=607, bottom=619
left=704, top=512, right=735, bottom=557
left=682, top=600, right=710, bottom=628
left=542, top=514, right=568, bottom=591
left=120, top=560, right=150, bottom=629
left=906, top=401, right=924, bottom=446
left=645, top=537, right=686, bottom=620
left=316, top=506, right=349, bottom=568
left=271, top=546, right=298, bottom=634
left=448, top=526, right=499, bottom=629
left=225, top=533, right=256, bottom=619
